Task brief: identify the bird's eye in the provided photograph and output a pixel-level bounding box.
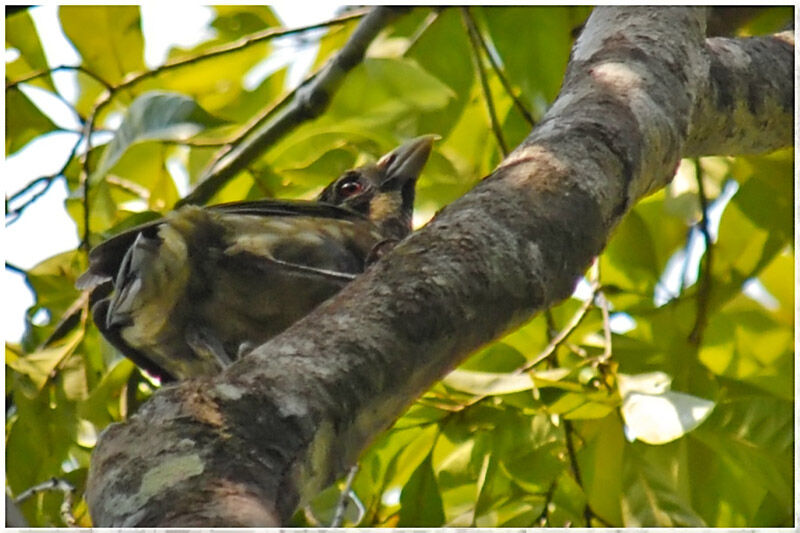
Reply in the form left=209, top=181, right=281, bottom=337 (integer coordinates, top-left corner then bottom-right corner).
left=337, top=177, right=364, bottom=198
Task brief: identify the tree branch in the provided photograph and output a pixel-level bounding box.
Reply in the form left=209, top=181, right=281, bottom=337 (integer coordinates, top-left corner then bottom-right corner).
left=86, top=7, right=793, bottom=526
left=179, top=7, right=406, bottom=206
left=684, top=31, right=793, bottom=157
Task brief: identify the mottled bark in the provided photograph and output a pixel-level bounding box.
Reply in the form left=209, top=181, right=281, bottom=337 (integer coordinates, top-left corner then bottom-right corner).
left=87, top=7, right=793, bottom=526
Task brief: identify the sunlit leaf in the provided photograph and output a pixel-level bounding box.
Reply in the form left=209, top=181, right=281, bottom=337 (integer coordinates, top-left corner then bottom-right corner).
left=618, top=372, right=714, bottom=444
left=92, top=91, right=228, bottom=182
left=442, top=369, right=534, bottom=396
left=691, top=394, right=793, bottom=510
left=59, top=5, right=146, bottom=84
left=398, top=455, right=445, bottom=526
left=8, top=328, right=83, bottom=392
left=5, top=88, right=58, bottom=156
left=621, top=447, right=706, bottom=526
left=5, top=9, right=56, bottom=92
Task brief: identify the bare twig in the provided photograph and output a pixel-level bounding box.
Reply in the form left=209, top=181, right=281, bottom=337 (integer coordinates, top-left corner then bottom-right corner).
left=330, top=464, right=359, bottom=527
left=6, top=132, right=83, bottom=225
left=675, top=226, right=694, bottom=296
left=688, top=159, right=713, bottom=345
left=5, top=262, right=26, bottom=275
left=113, top=8, right=370, bottom=95
left=463, top=8, right=536, bottom=126
left=6, top=64, right=113, bottom=91
left=598, top=291, right=612, bottom=362
left=78, top=106, right=99, bottom=250
left=595, top=262, right=613, bottom=363
left=179, top=7, right=406, bottom=206
left=519, top=280, right=599, bottom=373
left=535, top=480, right=558, bottom=526
left=460, top=7, right=508, bottom=156
left=13, top=477, right=76, bottom=527
left=562, top=420, right=589, bottom=525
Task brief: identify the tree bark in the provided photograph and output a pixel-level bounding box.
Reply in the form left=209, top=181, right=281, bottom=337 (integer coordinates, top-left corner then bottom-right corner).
left=86, top=7, right=793, bottom=526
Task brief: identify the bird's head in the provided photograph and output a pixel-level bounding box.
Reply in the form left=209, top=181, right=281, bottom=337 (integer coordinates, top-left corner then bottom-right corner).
left=317, top=135, right=436, bottom=240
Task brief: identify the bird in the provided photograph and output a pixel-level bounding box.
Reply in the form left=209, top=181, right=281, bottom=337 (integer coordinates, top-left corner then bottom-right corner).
left=77, top=135, right=435, bottom=382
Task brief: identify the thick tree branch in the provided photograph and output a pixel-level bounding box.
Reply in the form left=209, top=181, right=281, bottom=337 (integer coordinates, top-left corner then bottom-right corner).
left=86, top=7, right=793, bottom=526
left=685, top=31, right=793, bottom=156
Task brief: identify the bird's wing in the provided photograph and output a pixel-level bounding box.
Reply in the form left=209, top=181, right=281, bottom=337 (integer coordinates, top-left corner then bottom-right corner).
left=90, top=298, right=176, bottom=381
left=208, top=199, right=365, bottom=221
left=75, top=200, right=367, bottom=290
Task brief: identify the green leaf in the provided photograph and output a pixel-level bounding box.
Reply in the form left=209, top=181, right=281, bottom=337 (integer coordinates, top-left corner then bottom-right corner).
left=713, top=181, right=787, bottom=285
left=327, top=57, right=455, bottom=122
left=480, top=6, right=585, bottom=106
left=5, top=88, right=58, bottom=156
left=8, top=328, right=84, bottom=392
left=382, top=424, right=439, bottom=495
left=699, top=296, right=793, bottom=399
left=5, top=9, right=56, bottom=91
left=691, top=394, right=793, bottom=510
left=159, top=40, right=271, bottom=114
left=601, top=206, right=661, bottom=293
left=92, top=91, right=228, bottom=182
left=579, top=415, right=625, bottom=525
left=756, top=250, right=793, bottom=326
left=398, top=454, right=445, bottom=526
left=59, top=5, right=146, bottom=85
left=500, top=440, right=565, bottom=494
left=459, top=342, right=527, bottom=373
left=211, top=5, right=280, bottom=39
left=407, top=9, right=475, bottom=137
left=621, top=446, right=706, bottom=527
left=442, top=369, right=534, bottom=396
left=78, top=358, right=135, bottom=427
left=548, top=470, right=588, bottom=527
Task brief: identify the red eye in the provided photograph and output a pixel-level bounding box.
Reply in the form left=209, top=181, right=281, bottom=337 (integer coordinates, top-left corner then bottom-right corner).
left=338, top=178, right=363, bottom=198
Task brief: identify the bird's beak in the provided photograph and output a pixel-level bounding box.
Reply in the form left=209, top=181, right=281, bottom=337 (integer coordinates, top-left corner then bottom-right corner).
left=376, top=135, right=437, bottom=190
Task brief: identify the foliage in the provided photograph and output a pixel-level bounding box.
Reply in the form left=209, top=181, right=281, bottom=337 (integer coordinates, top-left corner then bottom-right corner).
left=5, top=6, right=794, bottom=527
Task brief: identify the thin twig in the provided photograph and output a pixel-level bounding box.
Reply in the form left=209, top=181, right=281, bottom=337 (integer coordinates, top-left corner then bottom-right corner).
left=562, top=420, right=589, bottom=525
left=535, top=480, right=558, bottom=526
left=330, top=464, right=360, bottom=527
left=463, top=8, right=536, bottom=127
left=518, top=280, right=600, bottom=373
left=113, top=8, right=370, bottom=96
left=13, top=477, right=76, bottom=527
left=5, top=262, right=26, bottom=275
left=595, top=262, right=612, bottom=363
left=598, top=291, right=612, bottom=362
left=6, top=64, right=113, bottom=91
left=80, top=108, right=97, bottom=250
left=688, top=159, right=713, bottom=345
left=460, top=7, right=508, bottom=156
left=675, top=226, right=694, bottom=296
left=560, top=421, right=612, bottom=527
left=6, top=132, right=83, bottom=225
